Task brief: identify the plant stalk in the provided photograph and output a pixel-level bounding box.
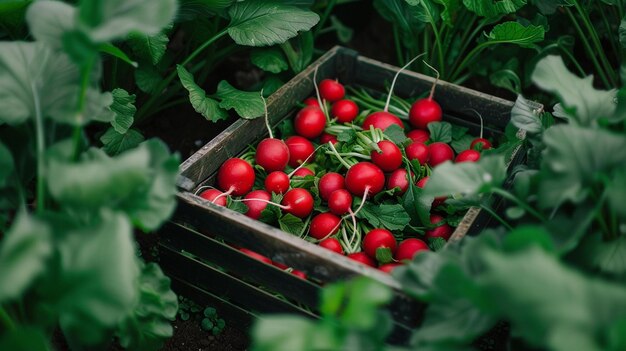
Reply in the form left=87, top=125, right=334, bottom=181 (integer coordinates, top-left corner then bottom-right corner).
left=32, top=82, right=45, bottom=214
left=492, top=188, right=546, bottom=222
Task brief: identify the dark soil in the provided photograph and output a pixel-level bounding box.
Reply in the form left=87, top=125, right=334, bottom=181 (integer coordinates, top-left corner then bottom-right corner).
left=161, top=318, right=249, bottom=351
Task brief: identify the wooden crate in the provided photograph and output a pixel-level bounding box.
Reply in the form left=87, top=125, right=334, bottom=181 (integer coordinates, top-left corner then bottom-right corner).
left=158, top=46, right=537, bottom=343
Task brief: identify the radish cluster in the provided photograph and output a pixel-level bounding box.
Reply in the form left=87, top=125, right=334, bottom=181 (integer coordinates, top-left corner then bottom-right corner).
left=197, top=72, right=495, bottom=278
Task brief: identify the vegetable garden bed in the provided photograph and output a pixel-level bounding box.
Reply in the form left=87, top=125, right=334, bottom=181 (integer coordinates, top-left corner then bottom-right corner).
left=158, top=46, right=540, bottom=344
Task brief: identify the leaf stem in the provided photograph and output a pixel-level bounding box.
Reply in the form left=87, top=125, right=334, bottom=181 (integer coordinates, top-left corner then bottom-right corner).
left=492, top=188, right=546, bottom=222
left=313, top=0, right=337, bottom=38
left=420, top=2, right=444, bottom=78
left=135, top=29, right=229, bottom=122
left=32, top=82, right=45, bottom=214
left=392, top=24, right=405, bottom=66
left=564, top=7, right=612, bottom=88
left=479, top=204, right=513, bottom=231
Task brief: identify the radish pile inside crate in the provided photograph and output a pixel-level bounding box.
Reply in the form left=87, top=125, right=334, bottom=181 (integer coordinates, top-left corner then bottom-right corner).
left=195, top=76, right=502, bottom=280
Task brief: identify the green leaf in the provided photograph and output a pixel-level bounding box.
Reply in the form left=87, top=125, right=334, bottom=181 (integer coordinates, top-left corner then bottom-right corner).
left=434, top=0, right=462, bottom=25
left=571, top=234, right=626, bottom=278
left=451, top=134, right=474, bottom=154
left=127, top=29, right=170, bottom=65
left=49, top=211, right=140, bottom=347
left=328, top=15, right=353, bottom=43
left=481, top=247, right=626, bottom=350
left=251, top=47, right=289, bottom=74
left=227, top=1, right=320, bottom=47
left=423, top=155, right=507, bottom=198
left=511, top=94, right=542, bottom=134
left=109, top=88, right=137, bottom=134
left=252, top=316, right=317, bottom=351
left=428, top=237, right=447, bottom=251
left=538, top=125, right=626, bottom=208
left=201, top=318, right=214, bottom=331
left=532, top=55, right=616, bottom=126
left=0, top=212, right=51, bottom=302
left=411, top=0, right=441, bottom=25
left=78, top=0, right=177, bottom=42
left=487, top=21, right=544, bottom=48
left=278, top=213, right=305, bottom=235
left=427, top=122, right=452, bottom=143
left=355, top=203, right=411, bottom=231
left=280, top=31, right=314, bottom=73
left=25, top=0, right=76, bottom=50
left=0, top=42, right=111, bottom=126
left=335, top=277, right=393, bottom=328
left=135, top=64, right=162, bottom=94
left=216, top=80, right=264, bottom=119
left=0, top=327, right=51, bottom=351
left=261, top=75, right=284, bottom=96
left=117, top=262, right=178, bottom=351
left=490, top=68, right=521, bottom=94
left=100, top=128, right=145, bottom=156
left=177, top=66, right=229, bottom=122
left=383, top=124, right=409, bottom=145
left=99, top=42, right=137, bottom=67
left=463, top=0, right=527, bottom=18
left=375, top=247, right=394, bottom=264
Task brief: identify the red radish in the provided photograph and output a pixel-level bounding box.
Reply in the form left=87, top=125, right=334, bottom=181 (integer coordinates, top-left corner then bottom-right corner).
left=362, top=228, right=397, bottom=259
left=320, top=132, right=338, bottom=145
left=409, top=61, right=442, bottom=129
left=455, top=149, right=481, bottom=163
left=309, top=213, right=341, bottom=240
left=319, top=237, right=344, bottom=254
left=426, top=214, right=453, bottom=241
left=281, top=188, right=314, bottom=218
left=466, top=109, right=492, bottom=150
left=319, top=172, right=345, bottom=201
left=370, top=140, right=403, bottom=172
left=362, top=111, right=404, bottom=131
left=319, top=79, right=345, bottom=102
left=265, top=171, right=290, bottom=194
left=417, top=176, right=446, bottom=208
left=331, top=99, right=359, bottom=123
left=347, top=252, right=376, bottom=267
left=328, top=189, right=352, bottom=215
left=255, top=92, right=290, bottom=172
left=285, top=136, right=315, bottom=167
left=303, top=97, right=320, bottom=107
left=240, top=248, right=272, bottom=265
left=244, top=190, right=271, bottom=219
left=292, top=167, right=315, bottom=177
left=291, top=269, right=307, bottom=279
left=387, top=168, right=411, bottom=195
left=345, top=162, right=385, bottom=196
left=379, top=263, right=402, bottom=273
left=199, top=189, right=227, bottom=206
left=217, top=158, right=255, bottom=196
left=294, top=106, right=326, bottom=139
left=395, top=238, right=429, bottom=261
left=471, top=138, right=492, bottom=150
left=255, top=138, right=289, bottom=172
left=407, top=129, right=430, bottom=143
left=405, top=142, right=430, bottom=165
left=428, top=142, right=454, bottom=167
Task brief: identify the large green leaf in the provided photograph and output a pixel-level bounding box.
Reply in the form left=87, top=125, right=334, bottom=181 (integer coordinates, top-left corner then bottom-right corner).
left=434, top=0, right=462, bottom=25
left=538, top=125, right=626, bottom=208
left=127, top=28, right=170, bottom=65
left=532, top=55, right=616, bottom=126
left=117, top=262, right=178, bottom=351
left=0, top=42, right=112, bottom=126
left=511, top=94, right=542, bottom=134
left=48, top=211, right=140, bottom=347
left=25, top=0, right=76, bottom=50
left=423, top=155, right=507, bottom=198
left=251, top=47, right=289, bottom=74
left=78, top=0, right=177, bottom=42
left=135, top=64, right=162, bottom=94
left=109, top=88, right=136, bottom=134
left=486, top=21, right=544, bottom=47
left=216, top=80, right=264, bottom=119
left=463, top=0, right=527, bottom=18
left=481, top=246, right=626, bottom=351
left=355, top=203, right=411, bottom=231
left=0, top=212, right=51, bottom=302
left=177, top=65, right=229, bottom=122
left=100, top=127, right=145, bottom=156
left=227, top=0, right=319, bottom=47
